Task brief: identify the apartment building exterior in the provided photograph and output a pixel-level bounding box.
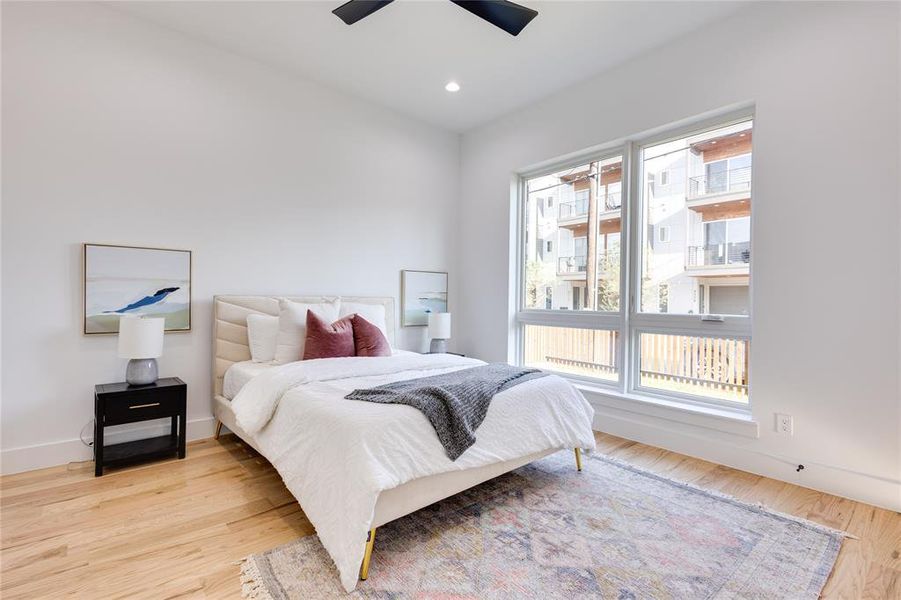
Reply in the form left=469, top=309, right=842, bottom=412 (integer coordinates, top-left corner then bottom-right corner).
left=525, top=121, right=751, bottom=318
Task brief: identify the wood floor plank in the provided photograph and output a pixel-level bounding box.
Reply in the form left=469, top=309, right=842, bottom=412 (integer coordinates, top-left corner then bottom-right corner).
left=694, top=464, right=762, bottom=498
left=0, top=432, right=897, bottom=598
left=861, top=564, right=899, bottom=600
left=807, top=492, right=859, bottom=533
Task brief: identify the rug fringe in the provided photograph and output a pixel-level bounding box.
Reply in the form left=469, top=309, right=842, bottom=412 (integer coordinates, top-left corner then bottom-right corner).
left=590, top=452, right=857, bottom=540
left=239, top=556, right=275, bottom=600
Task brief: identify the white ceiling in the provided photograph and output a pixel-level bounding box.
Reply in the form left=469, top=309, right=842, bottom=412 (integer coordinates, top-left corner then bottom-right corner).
left=112, top=1, right=747, bottom=132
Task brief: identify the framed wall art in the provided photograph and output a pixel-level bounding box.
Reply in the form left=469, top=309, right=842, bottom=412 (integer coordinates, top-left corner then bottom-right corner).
left=83, top=243, right=191, bottom=334
left=401, top=270, right=448, bottom=327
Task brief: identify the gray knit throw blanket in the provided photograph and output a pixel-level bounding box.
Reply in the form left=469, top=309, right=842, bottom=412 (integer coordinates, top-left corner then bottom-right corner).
left=345, top=363, right=547, bottom=460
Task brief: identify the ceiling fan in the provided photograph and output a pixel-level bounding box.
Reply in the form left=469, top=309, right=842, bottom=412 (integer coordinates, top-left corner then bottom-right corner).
left=332, top=0, right=538, bottom=37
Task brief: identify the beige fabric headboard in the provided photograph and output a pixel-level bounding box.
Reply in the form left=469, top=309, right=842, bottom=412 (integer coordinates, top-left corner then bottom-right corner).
left=212, top=295, right=396, bottom=398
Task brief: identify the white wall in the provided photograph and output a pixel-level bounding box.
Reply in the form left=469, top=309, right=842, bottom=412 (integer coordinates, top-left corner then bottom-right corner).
left=458, top=2, right=901, bottom=510
left=2, top=1, right=899, bottom=512
left=1, top=2, right=460, bottom=473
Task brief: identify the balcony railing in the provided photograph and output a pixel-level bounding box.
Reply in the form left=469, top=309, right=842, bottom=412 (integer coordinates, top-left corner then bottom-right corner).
left=605, top=192, right=622, bottom=211
left=557, top=192, right=622, bottom=219
left=686, top=242, right=751, bottom=268
left=557, top=250, right=614, bottom=275
left=558, top=199, right=587, bottom=219
left=557, top=255, right=588, bottom=274
left=688, top=166, right=751, bottom=198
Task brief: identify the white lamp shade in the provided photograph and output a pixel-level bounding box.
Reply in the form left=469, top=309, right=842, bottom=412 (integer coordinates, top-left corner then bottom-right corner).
left=428, top=312, right=451, bottom=340
left=118, top=317, right=165, bottom=359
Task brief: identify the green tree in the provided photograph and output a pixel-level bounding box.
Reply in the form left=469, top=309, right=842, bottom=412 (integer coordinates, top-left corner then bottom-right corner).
left=525, top=259, right=556, bottom=308
left=597, top=245, right=621, bottom=311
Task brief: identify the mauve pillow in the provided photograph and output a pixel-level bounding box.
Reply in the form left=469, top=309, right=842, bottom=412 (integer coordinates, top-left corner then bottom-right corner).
left=302, top=311, right=355, bottom=360
left=352, top=314, right=392, bottom=357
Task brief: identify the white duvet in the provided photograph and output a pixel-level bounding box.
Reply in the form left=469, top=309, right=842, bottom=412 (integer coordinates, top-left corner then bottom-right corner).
left=230, top=352, right=596, bottom=592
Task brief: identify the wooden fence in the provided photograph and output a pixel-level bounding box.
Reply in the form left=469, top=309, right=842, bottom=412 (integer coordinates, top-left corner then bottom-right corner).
left=524, top=326, right=617, bottom=378
left=638, top=333, right=748, bottom=401
left=523, top=326, right=748, bottom=401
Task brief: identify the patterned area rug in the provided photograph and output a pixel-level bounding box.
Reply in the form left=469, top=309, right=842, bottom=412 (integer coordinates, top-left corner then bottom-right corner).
left=240, top=451, right=844, bottom=599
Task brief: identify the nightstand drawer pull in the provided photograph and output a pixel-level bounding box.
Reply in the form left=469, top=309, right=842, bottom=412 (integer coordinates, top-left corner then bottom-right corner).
left=129, top=402, right=161, bottom=409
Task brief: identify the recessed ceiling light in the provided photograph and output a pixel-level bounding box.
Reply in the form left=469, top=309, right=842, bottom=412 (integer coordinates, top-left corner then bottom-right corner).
left=711, top=140, right=718, bottom=144
left=739, top=133, right=746, bottom=137
left=445, top=81, right=460, bottom=93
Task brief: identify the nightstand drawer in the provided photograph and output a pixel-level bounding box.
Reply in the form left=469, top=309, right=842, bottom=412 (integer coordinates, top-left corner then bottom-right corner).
left=103, top=388, right=183, bottom=425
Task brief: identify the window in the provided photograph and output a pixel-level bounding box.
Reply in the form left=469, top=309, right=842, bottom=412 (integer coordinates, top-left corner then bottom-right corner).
left=517, top=113, right=752, bottom=408
left=523, top=325, right=618, bottom=382
left=546, top=240, right=553, bottom=253
left=693, top=218, right=750, bottom=269
left=523, top=155, right=623, bottom=313
left=698, top=154, right=752, bottom=196
left=640, top=120, right=752, bottom=317
left=657, top=226, right=670, bottom=244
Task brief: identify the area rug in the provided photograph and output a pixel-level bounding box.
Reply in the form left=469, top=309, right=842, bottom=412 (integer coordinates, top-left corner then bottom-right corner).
left=240, top=451, right=845, bottom=599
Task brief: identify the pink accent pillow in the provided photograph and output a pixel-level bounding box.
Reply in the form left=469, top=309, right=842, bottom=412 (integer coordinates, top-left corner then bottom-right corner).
left=302, top=311, right=355, bottom=360
left=351, top=314, right=391, bottom=357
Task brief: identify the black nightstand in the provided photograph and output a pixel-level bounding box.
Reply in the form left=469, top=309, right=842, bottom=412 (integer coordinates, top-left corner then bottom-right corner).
left=94, top=377, right=187, bottom=476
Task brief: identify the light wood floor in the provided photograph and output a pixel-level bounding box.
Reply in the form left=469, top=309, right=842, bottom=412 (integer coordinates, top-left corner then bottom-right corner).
left=1, top=432, right=898, bottom=599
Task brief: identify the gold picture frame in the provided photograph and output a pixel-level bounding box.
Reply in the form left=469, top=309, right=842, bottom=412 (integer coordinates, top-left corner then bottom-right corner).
left=401, top=269, right=448, bottom=327
left=83, top=243, right=192, bottom=335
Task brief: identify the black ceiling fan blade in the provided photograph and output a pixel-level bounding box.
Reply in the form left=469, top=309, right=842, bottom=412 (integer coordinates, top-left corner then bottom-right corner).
left=449, top=1, right=538, bottom=36
left=332, top=0, right=395, bottom=25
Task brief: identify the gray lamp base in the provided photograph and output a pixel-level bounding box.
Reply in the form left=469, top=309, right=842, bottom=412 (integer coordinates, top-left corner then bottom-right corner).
left=126, top=358, right=159, bottom=386
left=429, top=338, right=448, bottom=354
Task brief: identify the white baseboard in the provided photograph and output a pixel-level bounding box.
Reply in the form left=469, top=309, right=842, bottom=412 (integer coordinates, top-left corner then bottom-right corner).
left=590, top=402, right=901, bottom=512
left=0, top=416, right=217, bottom=475
left=4, top=404, right=897, bottom=512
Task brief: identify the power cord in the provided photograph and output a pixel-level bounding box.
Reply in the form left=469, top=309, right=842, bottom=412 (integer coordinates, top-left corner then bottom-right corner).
left=80, top=419, right=94, bottom=447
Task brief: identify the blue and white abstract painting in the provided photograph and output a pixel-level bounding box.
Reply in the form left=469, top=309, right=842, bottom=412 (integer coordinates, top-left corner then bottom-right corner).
left=402, top=270, right=448, bottom=326
left=84, top=244, right=191, bottom=334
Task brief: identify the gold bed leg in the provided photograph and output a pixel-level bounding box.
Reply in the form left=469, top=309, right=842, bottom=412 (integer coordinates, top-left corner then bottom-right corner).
left=574, top=448, right=583, bottom=472
left=360, top=528, right=376, bottom=580
left=214, top=420, right=223, bottom=440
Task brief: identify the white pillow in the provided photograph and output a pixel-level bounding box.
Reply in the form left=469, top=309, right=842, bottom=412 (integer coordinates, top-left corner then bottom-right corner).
left=273, top=297, right=341, bottom=364
left=246, top=314, right=279, bottom=363
left=339, top=301, right=390, bottom=344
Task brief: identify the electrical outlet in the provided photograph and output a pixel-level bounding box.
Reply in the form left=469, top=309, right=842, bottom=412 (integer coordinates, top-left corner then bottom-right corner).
left=775, top=413, right=793, bottom=436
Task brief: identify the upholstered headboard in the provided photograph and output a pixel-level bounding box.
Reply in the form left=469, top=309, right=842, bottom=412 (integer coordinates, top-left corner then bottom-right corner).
left=212, top=295, right=396, bottom=398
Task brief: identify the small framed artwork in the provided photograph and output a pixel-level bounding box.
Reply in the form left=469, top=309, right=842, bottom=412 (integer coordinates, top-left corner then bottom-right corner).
left=83, top=243, right=192, bottom=335
left=401, top=270, right=448, bottom=327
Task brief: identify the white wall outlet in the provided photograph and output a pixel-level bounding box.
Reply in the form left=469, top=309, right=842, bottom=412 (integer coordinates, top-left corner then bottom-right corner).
left=775, top=413, right=793, bottom=436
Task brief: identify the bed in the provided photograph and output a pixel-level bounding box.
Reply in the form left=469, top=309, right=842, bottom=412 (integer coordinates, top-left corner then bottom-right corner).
left=212, top=295, right=596, bottom=592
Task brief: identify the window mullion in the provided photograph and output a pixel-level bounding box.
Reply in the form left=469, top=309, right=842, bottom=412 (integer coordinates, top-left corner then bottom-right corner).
left=626, top=140, right=644, bottom=395
left=620, top=141, right=636, bottom=395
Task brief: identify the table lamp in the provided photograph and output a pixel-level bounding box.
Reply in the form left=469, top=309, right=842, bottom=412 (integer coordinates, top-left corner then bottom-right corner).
left=118, top=316, right=165, bottom=385
left=428, top=312, right=451, bottom=354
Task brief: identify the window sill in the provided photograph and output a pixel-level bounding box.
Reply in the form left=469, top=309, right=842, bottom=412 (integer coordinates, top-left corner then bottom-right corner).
left=573, top=382, right=759, bottom=438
